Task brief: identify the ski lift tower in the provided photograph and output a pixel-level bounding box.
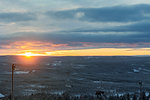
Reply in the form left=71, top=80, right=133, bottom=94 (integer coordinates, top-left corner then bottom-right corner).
left=11, top=64, right=16, bottom=100
left=139, top=81, right=143, bottom=96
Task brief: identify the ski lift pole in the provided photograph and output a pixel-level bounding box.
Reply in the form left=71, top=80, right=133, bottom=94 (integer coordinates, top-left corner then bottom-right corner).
left=11, top=64, right=16, bottom=100
left=139, top=81, right=142, bottom=96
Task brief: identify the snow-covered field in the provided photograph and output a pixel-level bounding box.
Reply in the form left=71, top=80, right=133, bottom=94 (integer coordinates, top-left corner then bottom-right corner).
left=0, top=56, right=150, bottom=96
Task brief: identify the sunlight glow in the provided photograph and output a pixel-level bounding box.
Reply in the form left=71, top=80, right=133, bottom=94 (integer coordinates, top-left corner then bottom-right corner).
left=18, top=52, right=43, bottom=57
left=13, top=48, right=150, bottom=56
left=25, top=52, right=32, bottom=57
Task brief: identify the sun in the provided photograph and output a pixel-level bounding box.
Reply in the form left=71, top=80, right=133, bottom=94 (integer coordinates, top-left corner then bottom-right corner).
left=17, top=52, right=44, bottom=57
left=24, top=52, right=33, bottom=57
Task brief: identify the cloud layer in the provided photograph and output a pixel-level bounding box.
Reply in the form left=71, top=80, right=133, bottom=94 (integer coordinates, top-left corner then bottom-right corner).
left=48, top=4, right=150, bottom=22
left=0, top=1, right=150, bottom=55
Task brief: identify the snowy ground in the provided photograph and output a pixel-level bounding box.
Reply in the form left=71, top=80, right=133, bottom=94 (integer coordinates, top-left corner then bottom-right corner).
left=0, top=56, right=150, bottom=96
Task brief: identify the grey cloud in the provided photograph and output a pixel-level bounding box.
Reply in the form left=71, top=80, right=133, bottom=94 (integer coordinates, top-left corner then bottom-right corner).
left=47, top=4, right=150, bottom=22
left=0, top=31, right=150, bottom=45
left=69, top=21, right=150, bottom=33
left=0, top=29, right=150, bottom=50
left=0, top=12, right=36, bottom=22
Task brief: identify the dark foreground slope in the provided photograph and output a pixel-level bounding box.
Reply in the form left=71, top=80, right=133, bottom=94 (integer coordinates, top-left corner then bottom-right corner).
left=2, top=92, right=150, bottom=100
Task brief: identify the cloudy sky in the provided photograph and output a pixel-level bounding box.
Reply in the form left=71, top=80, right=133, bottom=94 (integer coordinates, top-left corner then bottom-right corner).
left=0, top=0, right=150, bottom=56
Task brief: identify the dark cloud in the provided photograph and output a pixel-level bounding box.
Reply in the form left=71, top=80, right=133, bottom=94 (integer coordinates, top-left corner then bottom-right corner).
left=0, top=26, right=150, bottom=49
left=69, top=20, right=150, bottom=33
left=0, top=31, right=150, bottom=46
left=47, top=4, right=150, bottom=22
left=0, top=12, right=36, bottom=22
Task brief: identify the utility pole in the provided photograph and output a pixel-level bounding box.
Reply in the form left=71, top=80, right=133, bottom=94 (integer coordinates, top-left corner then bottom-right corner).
left=11, top=64, right=16, bottom=100
left=139, top=81, right=143, bottom=96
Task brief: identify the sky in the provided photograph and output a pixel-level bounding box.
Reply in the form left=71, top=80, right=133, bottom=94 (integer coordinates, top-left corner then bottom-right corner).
left=0, top=0, right=150, bottom=56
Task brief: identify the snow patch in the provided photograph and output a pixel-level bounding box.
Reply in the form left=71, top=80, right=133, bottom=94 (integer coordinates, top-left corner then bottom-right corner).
left=52, top=61, right=62, bottom=66
left=50, top=91, right=64, bottom=95
left=133, top=69, right=140, bottom=73
left=29, top=84, right=45, bottom=88
left=65, top=84, right=72, bottom=88
left=15, top=71, right=29, bottom=74
left=0, top=93, right=4, bottom=98
left=93, top=81, right=102, bottom=84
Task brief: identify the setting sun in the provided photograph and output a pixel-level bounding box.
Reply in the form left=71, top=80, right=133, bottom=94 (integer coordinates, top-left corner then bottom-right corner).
left=18, top=52, right=43, bottom=57
left=24, top=52, right=32, bottom=57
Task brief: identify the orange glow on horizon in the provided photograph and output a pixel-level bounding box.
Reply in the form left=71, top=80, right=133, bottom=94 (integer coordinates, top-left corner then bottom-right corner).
left=1, top=48, right=150, bottom=56
left=13, top=48, right=150, bottom=56
left=1, top=41, right=150, bottom=56
left=45, top=48, right=150, bottom=56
